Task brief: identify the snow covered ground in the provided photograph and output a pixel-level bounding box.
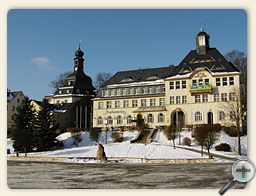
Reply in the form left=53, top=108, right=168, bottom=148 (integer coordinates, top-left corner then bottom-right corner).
left=7, top=129, right=247, bottom=161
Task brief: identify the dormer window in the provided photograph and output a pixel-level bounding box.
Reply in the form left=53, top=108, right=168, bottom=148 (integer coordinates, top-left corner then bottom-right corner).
left=121, top=77, right=133, bottom=82
left=59, top=90, right=62, bottom=94
left=146, top=75, right=159, bottom=80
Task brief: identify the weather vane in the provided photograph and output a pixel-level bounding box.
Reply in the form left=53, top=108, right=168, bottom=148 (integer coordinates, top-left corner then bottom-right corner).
left=200, top=23, right=204, bottom=32
left=78, top=38, right=82, bottom=49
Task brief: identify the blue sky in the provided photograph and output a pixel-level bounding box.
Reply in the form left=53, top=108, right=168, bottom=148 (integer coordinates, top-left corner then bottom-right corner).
left=8, top=9, right=247, bottom=100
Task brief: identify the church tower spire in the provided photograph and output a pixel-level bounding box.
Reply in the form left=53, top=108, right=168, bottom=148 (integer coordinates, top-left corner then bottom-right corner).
left=195, top=26, right=210, bottom=55
left=74, top=40, right=84, bottom=72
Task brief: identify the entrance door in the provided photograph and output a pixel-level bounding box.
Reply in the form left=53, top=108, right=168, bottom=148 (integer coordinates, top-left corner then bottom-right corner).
left=207, top=112, right=213, bottom=124
left=172, top=111, right=185, bottom=128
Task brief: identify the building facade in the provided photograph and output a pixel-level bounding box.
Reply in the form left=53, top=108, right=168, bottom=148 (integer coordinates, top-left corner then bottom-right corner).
left=7, top=90, right=26, bottom=131
left=92, top=30, right=241, bottom=130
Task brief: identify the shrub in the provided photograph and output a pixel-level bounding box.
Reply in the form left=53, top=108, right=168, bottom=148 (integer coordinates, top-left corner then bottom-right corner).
left=111, top=131, right=123, bottom=143
left=90, top=127, right=102, bottom=142
left=183, top=137, right=191, bottom=146
left=215, top=143, right=231, bottom=152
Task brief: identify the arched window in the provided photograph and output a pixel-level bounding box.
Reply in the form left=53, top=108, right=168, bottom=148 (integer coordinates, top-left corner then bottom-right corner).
left=97, top=117, right=103, bottom=125
left=107, top=116, right=113, bottom=125
left=127, top=115, right=133, bottom=124
left=147, top=114, right=154, bottom=123
left=195, top=112, right=202, bottom=122
left=219, top=111, right=225, bottom=120
left=158, top=113, right=165, bottom=123
left=117, top=116, right=123, bottom=125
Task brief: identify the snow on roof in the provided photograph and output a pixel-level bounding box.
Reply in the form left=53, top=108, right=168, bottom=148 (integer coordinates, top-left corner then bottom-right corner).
left=106, top=79, right=164, bottom=88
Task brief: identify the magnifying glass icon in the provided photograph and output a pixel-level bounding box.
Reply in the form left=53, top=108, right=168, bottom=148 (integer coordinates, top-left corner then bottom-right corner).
left=219, top=159, right=256, bottom=195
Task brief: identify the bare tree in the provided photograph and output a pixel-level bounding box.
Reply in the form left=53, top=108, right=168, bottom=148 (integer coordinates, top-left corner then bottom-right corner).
left=94, top=72, right=112, bottom=89
left=165, top=125, right=177, bottom=149
left=49, top=71, right=72, bottom=92
left=220, top=89, right=243, bottom=155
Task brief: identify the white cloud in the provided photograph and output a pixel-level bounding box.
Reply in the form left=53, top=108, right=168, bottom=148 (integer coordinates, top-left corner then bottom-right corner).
left=30, top=56, right=56, bottom=70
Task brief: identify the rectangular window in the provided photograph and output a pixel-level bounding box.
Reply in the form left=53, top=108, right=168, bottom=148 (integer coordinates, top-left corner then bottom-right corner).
left=170, top=81, right=174, bottom=90
left=159, top=98, right=165, bottom=106
left=142, top=87, right=147, bottom=94
left=229, top=77, right=234, bottom=85
left=130, top=88, right=134, bottom=95
left=202, top=94, right=208, bottom=102
left=115, top=101, right=120, bottom=108
left=123, top=100, right=129, bottom=108
left=170, top=96, right=175, bottom=104
left=214, top=94, right=219, bottom=102
left=216, top=78, right=221, bottom=86
left=192, top=79, right=197, bottom=86
left=150, top=99, right=156, bottom=106
left=132, top=100, right=138, bottom=107
left=106, top=101, right=112, bottom=109
left=156, top=86, right=160, bottom=93
left=111, top=89, right=116, bottom=96
left=205, top=79, right=210, bottom=85
left=98, top=102, right=104, bottom=109
left=161, top=86, right=165, bottom=92
left=176, top=81, right=180, bottom=89
left=141, top=99, right=147, bottom=107
left=117, top=89, right=121, bottom=96
left=195, top=95, right=201, bottom=103
left=176, top=96, right=181, bottom=104
left=221, top=93, right=228, bottom=101
left=149, top=87, right=153, bottom=94
left=229, top=93, right=235, bottom=101
left=223, top=77, right=228, bottom=86
left=198, top=79, right=203, bottom=85
left=182, top=95, right=187, bottom=104
left=135, top=88, right=139, bottom=94
left=182, top=81, right=186, bottom=89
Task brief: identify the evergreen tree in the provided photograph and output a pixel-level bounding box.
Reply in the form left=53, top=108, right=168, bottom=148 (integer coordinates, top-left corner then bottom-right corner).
left=12, top=97, right=35, bottom=156
left=33, top=99, right=57, bottom=151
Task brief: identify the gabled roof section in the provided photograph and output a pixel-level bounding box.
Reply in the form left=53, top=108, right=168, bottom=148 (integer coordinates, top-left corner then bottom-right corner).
left=169, top=48, right=240, bottom=77
left=101, top=66, right=175, bottom=88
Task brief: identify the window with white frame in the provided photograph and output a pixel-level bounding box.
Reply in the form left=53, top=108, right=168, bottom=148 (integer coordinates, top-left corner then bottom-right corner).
left=98, top=102, right=103, bottom=109
left=182, top=81, right=186, bottom=89
left=135, top=88, right=139, bottom=94
left=130, top=88, right=134, bottom=95
left=219, top=111, right=225, bottom=120
left=149, top=87, right=153, bottom=94
left=159, top=98, right=165, bottom=106
left=195, top=95, right=201, bottom=103
left=161, top=86, right=165, bottom=92
left=117, top=89, right=121, bottom=96
left=132, top=100, right=138, bottom=107
left=222, top=77, right=228, bottom=86
left=158, top=113, right=165, bottom=123
left=176, top=96, right=181, bottom=104
left=192, top=79, right=197, bottom=86
left=229, top=77, right=234, bottom=85
left=107, top=116, right=113, bottom=125
left=156, top=86, right=160, bottom=93
left=115, top=101, right=120, bottom=108
left=198, top=79, right=203, bottom=85
left=195, top=112, right=202, bottom=122
left=214, top=93, right=219, bottom=102
left=117, top=116, right=123, bottom=125
left=170, top=81, right=174, bottom=90
left=123, top=100, right=129, bottom=108
left=221, top=93, right=228, bottom=101
left=111, top=89, right=116, bottom=96
left=176, top=81, right=180, bottom=89
left=229, top=93, right=235, bottom=101
left=205, top=78, right=210, bottom=85
left=141, top=99, right=147, bottom=107
left=147, top=114, right=154, bottom=123
left=202, top=94, right=208, bottom=102
left=182, top=95, right=187, bottom=104
left=216, top=78, right=221, bottom=86
left=150, top=99, right=156, bottom=106
left=97, top=117, right=103, bottom=125
left=106, top=101, right=112, bottom=108
left=142, top=87, right=147, bottom=94
left=170, top=96, right=175, bottom=104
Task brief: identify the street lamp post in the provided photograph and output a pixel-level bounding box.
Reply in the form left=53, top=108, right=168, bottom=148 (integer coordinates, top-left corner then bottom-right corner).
left=105, top=123, right=108, bottom=145
left=176, top=108, right=181, bottom=145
